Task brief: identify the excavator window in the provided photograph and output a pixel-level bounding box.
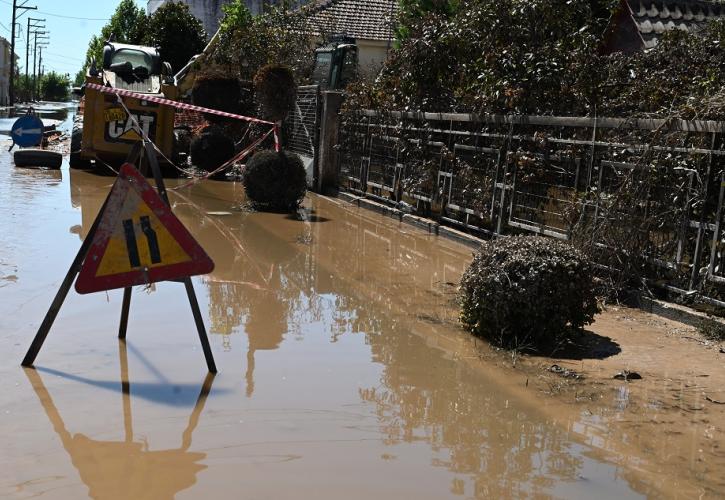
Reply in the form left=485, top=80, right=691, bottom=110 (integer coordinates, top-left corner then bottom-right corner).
left=111, top=49, right=153, bottom=76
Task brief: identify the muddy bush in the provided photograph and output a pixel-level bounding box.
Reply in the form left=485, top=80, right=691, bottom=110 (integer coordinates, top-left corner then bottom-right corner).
left=243, top=150, right=306, bottom=211
left=190, top=126, right=235, bottom=172
left=458, top=236, right=600, bottom=350
left=192, top=73, right=243, bottom=123
left=253, top=64, right=296, bottom=122
left=698, top=319, right=725, bottom=341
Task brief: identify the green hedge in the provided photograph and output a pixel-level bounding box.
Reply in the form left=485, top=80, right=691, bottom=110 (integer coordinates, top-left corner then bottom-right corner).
left=458, top=235, right=600, bottom=350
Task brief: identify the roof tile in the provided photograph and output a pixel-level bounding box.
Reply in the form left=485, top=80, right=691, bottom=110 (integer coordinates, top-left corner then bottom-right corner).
left=626, top=0, right=725, bottom=46
left=306, top=0, right=398, bottom=41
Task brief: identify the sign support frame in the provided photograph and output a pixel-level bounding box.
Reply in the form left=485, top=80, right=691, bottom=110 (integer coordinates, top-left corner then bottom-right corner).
left=22, top=141, right=217, bottom=373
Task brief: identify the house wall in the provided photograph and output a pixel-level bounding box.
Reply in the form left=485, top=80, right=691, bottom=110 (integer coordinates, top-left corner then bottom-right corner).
left=0, top=38, right=13, bottom=106
left=148, top=0, right=235, bottom=35
left=148, top=0, right=311, bottom=36
left=357, top=40, right=391, bottom=80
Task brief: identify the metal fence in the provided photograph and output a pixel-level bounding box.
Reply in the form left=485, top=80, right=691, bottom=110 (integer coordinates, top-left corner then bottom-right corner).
left=338, top=110, right=725, bottom=305
left=285, top=85, right=320, bottom=186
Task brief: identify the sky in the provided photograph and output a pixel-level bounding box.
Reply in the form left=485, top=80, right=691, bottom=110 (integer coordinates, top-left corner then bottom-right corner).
left=0, top=0, right=147, bottom=77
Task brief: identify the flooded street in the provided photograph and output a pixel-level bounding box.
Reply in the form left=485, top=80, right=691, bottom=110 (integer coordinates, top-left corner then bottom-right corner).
left=0, top=107, right=719, bottom=499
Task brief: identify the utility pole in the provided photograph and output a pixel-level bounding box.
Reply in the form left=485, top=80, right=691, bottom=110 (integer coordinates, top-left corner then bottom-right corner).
left=31, top=32, right=48, bottom=101
left=25, top=17, right=44, bottom=102
left=9, top=0, right=37, bottom=105
left=37, top=46, right=44, bottom=100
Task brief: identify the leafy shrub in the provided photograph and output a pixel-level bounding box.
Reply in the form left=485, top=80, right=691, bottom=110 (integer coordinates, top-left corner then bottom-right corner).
left=192, top=73, right=242, bottom=122
left=253, top=64, right=297, bottom=121
left=698, top=319, right=725, bottom=341
left=190, top=126, right=235, bottom=172
left=243, top=150, right=307, bottom=211
left=458, top=236, right=600, bottom=350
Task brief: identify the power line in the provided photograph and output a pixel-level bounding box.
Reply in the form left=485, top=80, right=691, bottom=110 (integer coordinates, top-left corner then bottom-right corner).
left=35, top=10, right=109, bottom=21
left=43, top=50, right=84, bottom=62
left=0, top=0, right=110, bottom=20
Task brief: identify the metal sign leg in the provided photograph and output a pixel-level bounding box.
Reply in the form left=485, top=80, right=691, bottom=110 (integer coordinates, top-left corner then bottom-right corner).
left=184, top=278, right=217, bottom=373
left=21, top=195, right=109, bottom=367
left=144, top=142, right=217, bottom=373
left=118, top=288, right=132, bottom=339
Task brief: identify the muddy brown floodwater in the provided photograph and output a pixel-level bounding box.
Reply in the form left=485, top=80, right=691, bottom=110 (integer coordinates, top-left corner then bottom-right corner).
left=0, top=118, right=722, bottom=498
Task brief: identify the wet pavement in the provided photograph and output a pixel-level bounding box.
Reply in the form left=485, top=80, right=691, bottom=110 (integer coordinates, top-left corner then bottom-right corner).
left=0, top=106, right=709, bottom=498
left=0, top=102, right=70, bottom=137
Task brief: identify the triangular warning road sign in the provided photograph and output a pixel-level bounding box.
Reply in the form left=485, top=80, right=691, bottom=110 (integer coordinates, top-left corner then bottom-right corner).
left=75, top=163, right=214, bottom=294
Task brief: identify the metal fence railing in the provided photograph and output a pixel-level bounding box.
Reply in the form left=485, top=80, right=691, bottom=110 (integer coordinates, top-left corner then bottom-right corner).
left=338, top=110, right=725, bottom=305
left=286, top=85, right=320, bottom=160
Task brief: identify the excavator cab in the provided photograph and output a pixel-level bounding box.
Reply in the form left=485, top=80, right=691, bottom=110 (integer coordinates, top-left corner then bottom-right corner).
left=312, top=36, right=358, bottom=90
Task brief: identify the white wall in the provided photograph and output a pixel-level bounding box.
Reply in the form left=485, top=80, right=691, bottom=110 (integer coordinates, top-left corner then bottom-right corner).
left=0, top=38, right=12, bottom=106
left=357, top=40, right=391, bottom=81
left=147, top=0, right=235, bottom=35
left=147, top=1, right=311, bottom=35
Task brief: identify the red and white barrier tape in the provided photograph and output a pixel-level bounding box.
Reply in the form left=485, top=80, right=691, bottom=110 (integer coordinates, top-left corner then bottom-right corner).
left=85, top=82, right=280, bottom=151
left=171, top=127, right=274, bottom=191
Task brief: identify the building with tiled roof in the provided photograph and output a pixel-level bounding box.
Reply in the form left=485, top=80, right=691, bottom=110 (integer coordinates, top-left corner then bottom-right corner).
left=306, top=0, right=398, bottom=78
left=602, top=0, right=725, bottom=54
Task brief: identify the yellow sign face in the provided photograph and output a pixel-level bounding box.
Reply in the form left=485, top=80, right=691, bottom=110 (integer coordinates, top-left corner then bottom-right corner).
left=75, top=163, right=214, bottom=294
left=95, top=189, right=191, bottom=277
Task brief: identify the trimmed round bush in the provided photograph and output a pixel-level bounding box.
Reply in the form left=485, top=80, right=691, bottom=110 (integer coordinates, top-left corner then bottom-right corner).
left=192, top=73, right=242, bottom=123
left=243, top=150, right=307, bottom=211
left=458, top=236, right=599, bottom=350
left=253, top=64, right=297, bottom=121
left=190, top=125, right=235, bottom=172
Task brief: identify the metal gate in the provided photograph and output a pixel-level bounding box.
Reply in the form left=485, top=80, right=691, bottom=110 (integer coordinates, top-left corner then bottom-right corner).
left=286, top=85, right=320, bottom=187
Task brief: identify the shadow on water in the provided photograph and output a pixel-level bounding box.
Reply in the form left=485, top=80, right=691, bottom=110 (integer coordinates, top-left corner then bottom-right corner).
left=23, top=340, right=214, bottom=500
left=285, top=212, right=331, bottom=223
left=65, top=168, right=654, bottom=497
left=34, top=340, right=228, bottom=407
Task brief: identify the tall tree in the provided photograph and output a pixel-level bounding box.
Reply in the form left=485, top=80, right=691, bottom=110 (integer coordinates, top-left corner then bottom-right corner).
left=40, top=71, right=71, bottom=101
left=143, top=2, right=207, bottom=74
left=76, top=0, right=148, bottom=81
left=397, top=0, right=459, bottom=39
left=211, top=0, right=316, bottom=81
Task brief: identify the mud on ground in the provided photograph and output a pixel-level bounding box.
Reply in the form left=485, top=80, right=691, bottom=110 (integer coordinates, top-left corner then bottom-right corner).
left=511, top=306, right=725, bottom=497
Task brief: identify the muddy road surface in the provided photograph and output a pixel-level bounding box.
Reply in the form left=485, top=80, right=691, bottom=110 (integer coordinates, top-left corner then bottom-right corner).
left=0, top=107, right=722, bottom=499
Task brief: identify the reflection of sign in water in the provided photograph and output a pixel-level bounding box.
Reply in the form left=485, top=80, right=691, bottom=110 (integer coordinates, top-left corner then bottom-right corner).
left=11, top=114, right=44, bottom=147
left=75, top=163, right=214, bottom=294
left=24, top=343, right=214, bottom=500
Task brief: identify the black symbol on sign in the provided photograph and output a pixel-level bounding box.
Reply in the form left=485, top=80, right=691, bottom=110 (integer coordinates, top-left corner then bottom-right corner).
left=122, top=216, right=162, bottom=268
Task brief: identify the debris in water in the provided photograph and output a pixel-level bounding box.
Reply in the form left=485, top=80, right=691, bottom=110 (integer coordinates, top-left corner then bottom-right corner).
left=613, top=370, right=642, bottom=381
left=548, top=364, right=584, bottom=379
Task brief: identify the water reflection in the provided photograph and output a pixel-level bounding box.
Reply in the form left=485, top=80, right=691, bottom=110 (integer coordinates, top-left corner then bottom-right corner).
left=24, top=341, right=213, bottom=500
left=66, top=168, right=654, bottom=497
left=0, top=102, right=70, bottom=136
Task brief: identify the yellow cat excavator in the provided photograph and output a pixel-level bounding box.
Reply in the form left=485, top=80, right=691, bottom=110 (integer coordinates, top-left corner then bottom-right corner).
left=71, top=40, right=178, bottom=170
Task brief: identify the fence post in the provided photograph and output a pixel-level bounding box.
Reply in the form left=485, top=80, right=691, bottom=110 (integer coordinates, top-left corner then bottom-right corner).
left=690, top=132, right=718, bottom=290
left=316, top=91, right=345, bottom=194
